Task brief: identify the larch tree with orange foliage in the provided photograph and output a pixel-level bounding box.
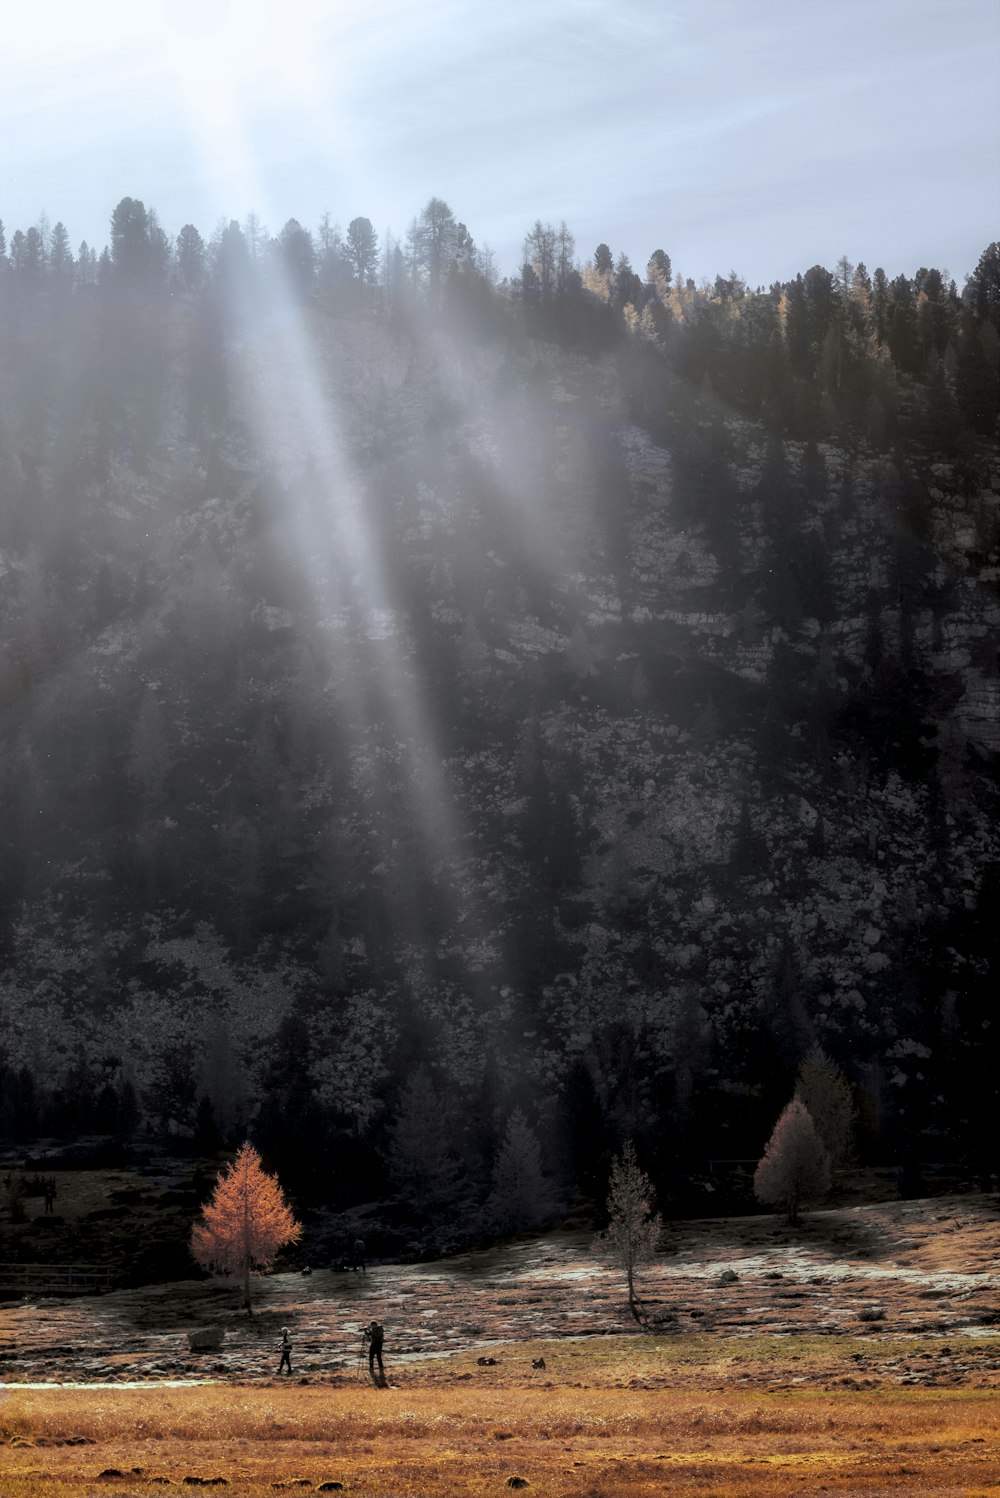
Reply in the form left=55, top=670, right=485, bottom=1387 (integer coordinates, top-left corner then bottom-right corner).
left=190, top=1141, right=301, bottom=1312
left=754, top=1097, right=831, bottom=1226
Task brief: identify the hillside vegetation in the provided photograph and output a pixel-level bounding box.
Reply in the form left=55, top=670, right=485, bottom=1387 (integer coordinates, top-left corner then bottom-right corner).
left=0, top=201, right=997, bottom=1230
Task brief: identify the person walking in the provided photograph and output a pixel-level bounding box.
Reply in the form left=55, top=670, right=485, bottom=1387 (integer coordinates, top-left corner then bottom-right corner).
left=352, top=1238, right=367, bottom=1274
left=362, top=1319, right=385, bottom=1386
left=277, top=1326, right=293, bottom=1376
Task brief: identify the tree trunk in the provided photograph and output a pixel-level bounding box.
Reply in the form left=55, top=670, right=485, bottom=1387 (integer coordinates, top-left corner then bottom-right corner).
left=243, top=1255, right=252, bottom=1315
left=626, top=1262, right=643, bottom=1325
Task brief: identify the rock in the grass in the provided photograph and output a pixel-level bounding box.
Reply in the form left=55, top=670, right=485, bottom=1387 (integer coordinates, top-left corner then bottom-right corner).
left=506, top=1479, right=530, bottom=1490
left=717, top=1269, right=739, bottom=1285
left=477, top=1356, right=498, bottom=1365
left=97, top=1471, right=126, bottom=1481
left=187, top=1328, right=226, bottom=1352
left=317, top=1484, right=345, bottom=1492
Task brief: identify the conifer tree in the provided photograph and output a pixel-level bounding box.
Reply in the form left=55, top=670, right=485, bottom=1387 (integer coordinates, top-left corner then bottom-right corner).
left=796, top=1050, right=855, bottom=1168
left=488, top=1108, right=551, bottom=1233
left=346, top=216, right=379, bottom=284
left=388, top=1067, right=459, bottom=1213
left=754, top=1098, right=831, bottom=1225
left=597, top=1141, right=661, bottom=1323
left=190, top=1141, right=301, bottom=1311
left=176, top=224, right=206, bottom=291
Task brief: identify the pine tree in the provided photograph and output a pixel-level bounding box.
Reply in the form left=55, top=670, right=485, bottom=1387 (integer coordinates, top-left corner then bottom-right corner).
left=190, top=1141, right=301, bottom=1311
left=176, top=224, right=206, bottom=291
left=597, top=1141, right=661, bottom=1322
left=48, top=222, right=73, bottom=287
left=412, top=197, right=459, bottom=298
left=110, top=196, right=150, bottom=283
left=593, top=243, right=614, bottom=275
left=279, top=219, right=315, bottom=297
left=796, top=1050, right=855, bottom=1168
left=488, top=1109, right=551, bottom=1233
left=754, top=1098, right=831, bottom=1225
left=388, top=1067, right=459, bottom=1214
left=345, top=217, right=379, bottom=284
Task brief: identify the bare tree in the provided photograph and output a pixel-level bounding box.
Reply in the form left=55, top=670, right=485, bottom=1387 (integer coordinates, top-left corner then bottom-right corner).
left=597, top=1141, right=661, bottom=1324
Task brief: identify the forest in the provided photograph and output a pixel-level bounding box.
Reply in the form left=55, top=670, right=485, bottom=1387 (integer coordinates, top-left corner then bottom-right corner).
left=0, top=193, right=997, bottom=1259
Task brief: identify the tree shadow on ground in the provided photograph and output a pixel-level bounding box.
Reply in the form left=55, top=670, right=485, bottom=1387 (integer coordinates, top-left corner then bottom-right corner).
left=661, top=1210, right=890, bottom=1266
left=115, top=1270, right=375, bottom=1332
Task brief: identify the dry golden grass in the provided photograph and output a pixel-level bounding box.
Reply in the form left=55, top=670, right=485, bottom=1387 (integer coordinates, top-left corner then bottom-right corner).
left=3, top=1335, right=999, bottom=1497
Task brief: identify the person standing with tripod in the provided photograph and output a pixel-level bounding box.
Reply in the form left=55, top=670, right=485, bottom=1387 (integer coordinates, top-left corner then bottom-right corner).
left=361, top=1319, right=386, bottom=1386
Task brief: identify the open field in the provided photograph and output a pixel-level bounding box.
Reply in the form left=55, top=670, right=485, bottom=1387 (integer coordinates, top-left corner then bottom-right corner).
left=2, top=1336, right=999, bottom=1496
left=2, top=1192, right=998, bottom=1384
left=2, top=1193, right=998, bottom=1494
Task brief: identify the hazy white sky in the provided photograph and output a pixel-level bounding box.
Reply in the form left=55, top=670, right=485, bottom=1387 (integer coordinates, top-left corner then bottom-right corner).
left=2, top=0, right=998, bottom=285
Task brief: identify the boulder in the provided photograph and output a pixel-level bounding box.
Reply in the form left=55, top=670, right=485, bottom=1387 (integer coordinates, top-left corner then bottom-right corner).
left=186, top=1328, right=225, bottom=1352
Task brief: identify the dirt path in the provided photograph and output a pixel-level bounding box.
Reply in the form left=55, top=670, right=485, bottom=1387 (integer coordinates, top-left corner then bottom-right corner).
left=1, top=1194, right=997, bottom=1387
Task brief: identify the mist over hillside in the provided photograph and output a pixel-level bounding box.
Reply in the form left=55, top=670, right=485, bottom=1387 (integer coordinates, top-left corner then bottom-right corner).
left=0, top=199, right=997, bottom=1241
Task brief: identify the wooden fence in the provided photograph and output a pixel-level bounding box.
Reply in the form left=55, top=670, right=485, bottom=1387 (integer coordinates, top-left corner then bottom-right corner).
left=0, top=1262, right=116, bottom=1296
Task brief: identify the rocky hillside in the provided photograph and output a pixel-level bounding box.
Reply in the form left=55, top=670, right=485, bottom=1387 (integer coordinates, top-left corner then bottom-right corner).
left=0, top=236, right=997, bottom=1214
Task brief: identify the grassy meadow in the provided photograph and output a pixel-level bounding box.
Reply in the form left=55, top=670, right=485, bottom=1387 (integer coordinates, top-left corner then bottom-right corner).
left=3, top=1334, right=999, bottom=1497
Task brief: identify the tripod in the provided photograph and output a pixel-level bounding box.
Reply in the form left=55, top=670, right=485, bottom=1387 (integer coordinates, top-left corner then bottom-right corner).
left=356, top=1332, right=368, bottom=1381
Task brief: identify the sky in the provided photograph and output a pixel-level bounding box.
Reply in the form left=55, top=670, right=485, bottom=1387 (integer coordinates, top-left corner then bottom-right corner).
left=1, top=0, right=998, bottom=287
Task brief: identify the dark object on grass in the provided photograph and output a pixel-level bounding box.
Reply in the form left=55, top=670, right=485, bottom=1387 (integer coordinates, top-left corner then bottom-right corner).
left=718, top=1268, right=739, bottom=1285
left=506, top=1480, right=530, bottom=1489
left=187, top=1328, right=225, bottom=1352
left=859, top=1305, right=886, bottom=1322
left=477, top=1356, right=497, bottom=1366
left=317, top=1484, right=345, bottom=1493
left=531, top=1357, right=545, bottom=1369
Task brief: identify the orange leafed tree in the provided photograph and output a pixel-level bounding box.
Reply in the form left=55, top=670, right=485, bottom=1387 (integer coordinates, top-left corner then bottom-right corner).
left=190, top=1141, right=301, bottom=1310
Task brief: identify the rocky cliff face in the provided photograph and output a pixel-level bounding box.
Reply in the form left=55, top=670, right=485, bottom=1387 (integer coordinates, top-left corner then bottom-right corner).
left=0, top=292, right=996, bottom=1181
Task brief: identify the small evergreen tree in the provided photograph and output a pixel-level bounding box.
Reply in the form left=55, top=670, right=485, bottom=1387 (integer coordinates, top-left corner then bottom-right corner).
left=754, top=1098, right=831, bottom=1225
left=597, top=1141, right=661, bottom=1323
left=488, top=1108, right=551, bottom=1234
left=387, top=1067, right=459, bottom=1214
left=796, top=1050, right=855, bottom=1168
left=190, top=1141, right=301, bottom=1311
